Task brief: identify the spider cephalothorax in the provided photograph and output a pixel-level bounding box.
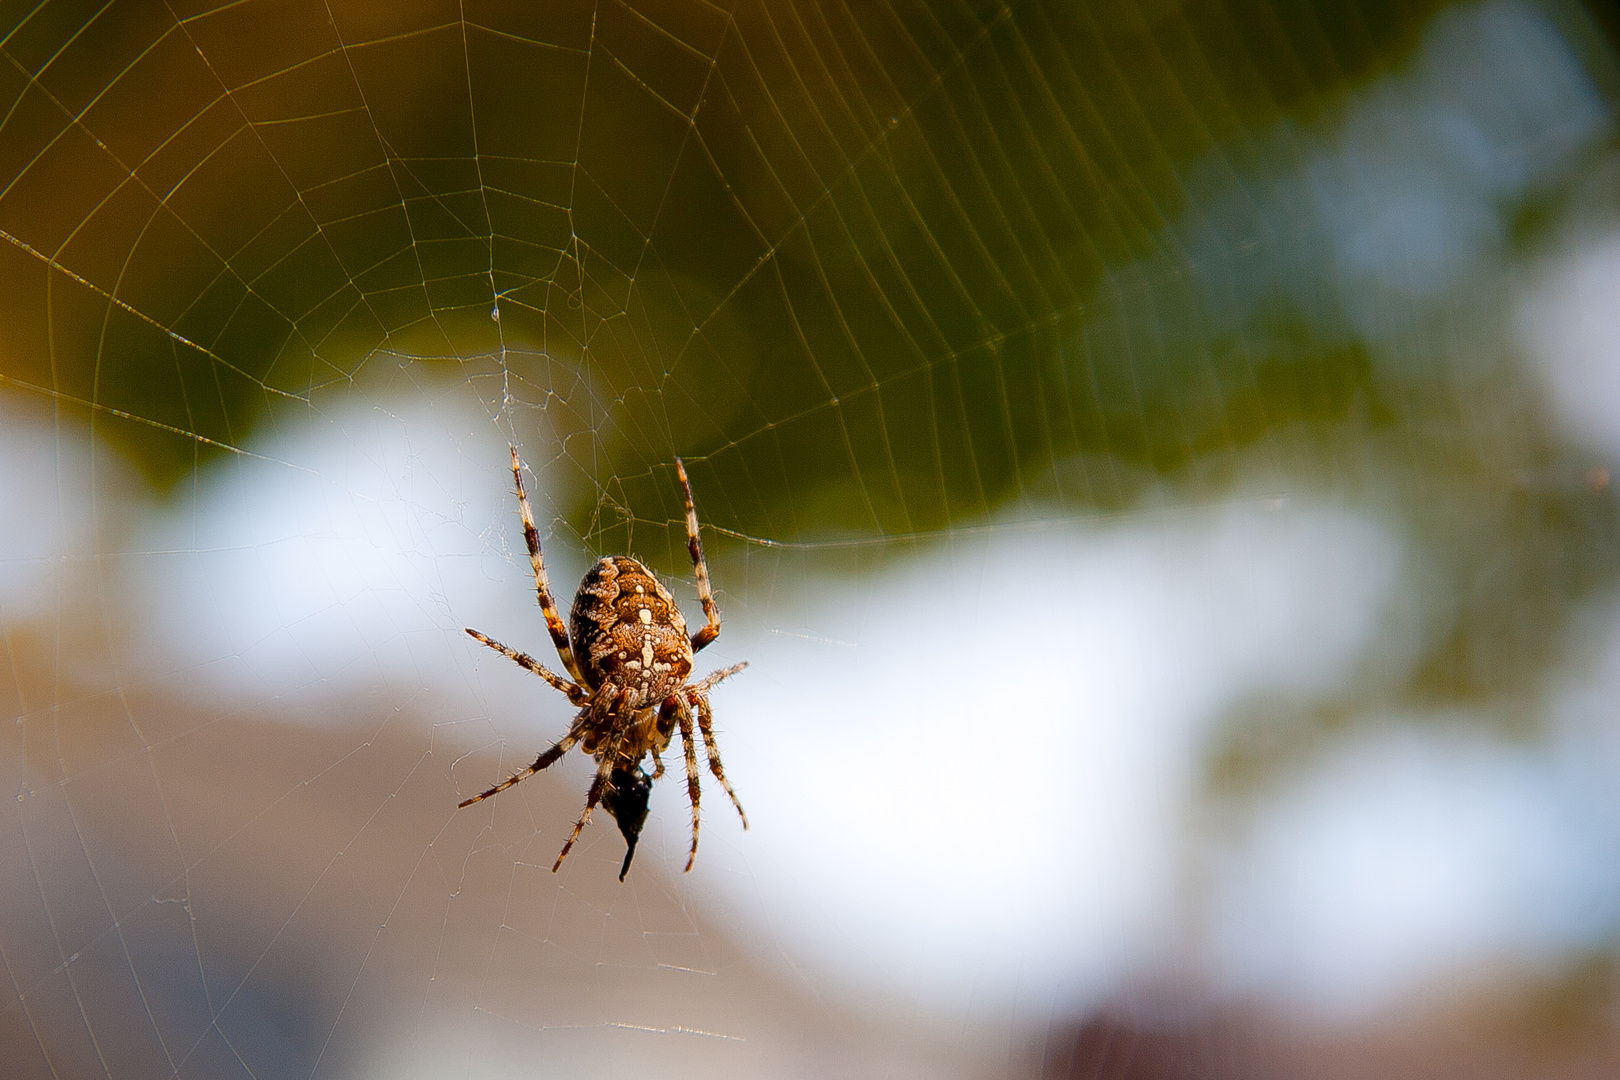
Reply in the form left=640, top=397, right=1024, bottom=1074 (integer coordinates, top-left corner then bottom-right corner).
left=459, top=448, right=747, bottom=880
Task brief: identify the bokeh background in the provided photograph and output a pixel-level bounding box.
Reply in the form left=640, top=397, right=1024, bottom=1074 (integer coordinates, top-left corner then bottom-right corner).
left=5, top=0, right=1620, bottom=1076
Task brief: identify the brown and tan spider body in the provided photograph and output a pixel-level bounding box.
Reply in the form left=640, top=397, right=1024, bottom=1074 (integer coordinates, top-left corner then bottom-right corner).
left=460, top=449, right=747, bottom=881
left=573, top=556, right=693, bottom=709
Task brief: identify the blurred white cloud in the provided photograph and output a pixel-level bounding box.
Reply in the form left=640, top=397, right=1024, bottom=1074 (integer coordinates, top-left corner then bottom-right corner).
left=1545, top=607, right=1620, bottom=880
left=698, top=497, right=1410, bottom=1019
left=130, top=394, right=549, bottom=711
left=0, top=404, right=134, bottom=618
left=1207, top=723, right=1611, bottom=1022
left=1521, top=227, right=1620, bottom=463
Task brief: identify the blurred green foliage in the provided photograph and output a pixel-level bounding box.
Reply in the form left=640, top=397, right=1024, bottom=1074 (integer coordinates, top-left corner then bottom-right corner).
left=3, top=0, right=1446, bottom=494
left=2, top=0, right=1617, bottom=713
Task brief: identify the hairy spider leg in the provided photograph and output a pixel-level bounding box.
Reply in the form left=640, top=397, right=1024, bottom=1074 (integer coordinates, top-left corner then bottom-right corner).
left=552, top=687, right=633, bottom=872
left=691, top=690, right=747, bottom=828
left=674, top=457, right=723, bottom=653
left=675, top=697, right=705, bottom=871
left=652, top=694, right=681, bottom=786
left=463, top=628, right=589, bottom=705
left=510, top=446, right=587, bottom=684
left=458, top=721, right=586, bottom=807
left=689, top=661, right=748, bottom=694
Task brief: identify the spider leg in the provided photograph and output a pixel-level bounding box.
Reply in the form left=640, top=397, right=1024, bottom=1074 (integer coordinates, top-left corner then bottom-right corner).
left=510, top=446, right=587, bottom=684
left=551, top=768, right=611, bottom=873
left=674, top=458, right=723, bottom=654
left=552, top=688, right=631, bottom=872
left=690, top=690, right=747, bottom=829
left=675, top=696, right=704, bottom=872
left=458, top=717, right=586, bottom=807
left=689, top=660, right=748, bottom=694
left=464, top=628, right=590, bottom=706
left=649, top=693, right=679, bottom=783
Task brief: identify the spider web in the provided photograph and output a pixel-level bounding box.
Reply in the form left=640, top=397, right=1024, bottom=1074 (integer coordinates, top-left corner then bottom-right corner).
left=4, top=1, right=1620, bottom=1077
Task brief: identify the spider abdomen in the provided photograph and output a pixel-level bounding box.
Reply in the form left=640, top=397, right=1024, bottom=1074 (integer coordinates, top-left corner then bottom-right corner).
left=569, top=556, right=693, bottom=706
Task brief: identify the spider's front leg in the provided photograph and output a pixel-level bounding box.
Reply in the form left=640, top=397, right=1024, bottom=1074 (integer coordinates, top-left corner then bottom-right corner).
left=510, top=446, right=588, bottom=683
left=674, top=458, right=724, bottom=653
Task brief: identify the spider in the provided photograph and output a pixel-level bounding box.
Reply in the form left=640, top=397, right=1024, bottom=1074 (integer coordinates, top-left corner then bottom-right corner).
left=459, top=448, right=747, bottom=880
